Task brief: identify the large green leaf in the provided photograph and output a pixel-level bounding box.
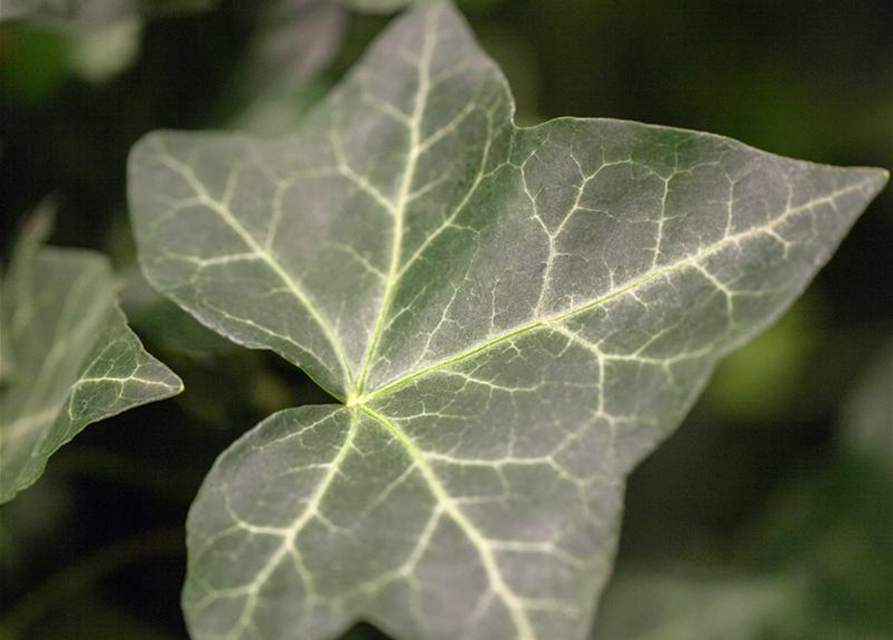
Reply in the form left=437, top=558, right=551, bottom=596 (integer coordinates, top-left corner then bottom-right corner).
left=127, top=3, right=886, bottom=639
left=0, top=208, right=182, bottom=504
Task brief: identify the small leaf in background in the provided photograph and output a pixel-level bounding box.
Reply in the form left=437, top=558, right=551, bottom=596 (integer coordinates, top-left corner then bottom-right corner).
left=222, top=0, right=437, bottom=133
left=590, top=574, right=790, bottom=640
left=222, top=0, right=348, bottom=134
left=0, top=0, right=221, bottom=31
left=0, top=206, right=183, bottom=504
left=0, top=0, right=224, bottom=88
left=67, top=15, right=142, bottom=84
left=127, top=2, right=886, bottom=639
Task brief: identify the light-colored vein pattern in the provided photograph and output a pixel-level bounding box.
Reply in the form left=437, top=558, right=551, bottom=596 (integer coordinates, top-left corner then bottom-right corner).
left=0, top=210, right=182, bottom=504
left=127, top=3, right=887, bottom=640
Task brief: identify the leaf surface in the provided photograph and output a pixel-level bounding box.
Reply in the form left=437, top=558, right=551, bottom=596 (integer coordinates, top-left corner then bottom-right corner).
left=127, top=3, right=887, bottom=639
left=0, top=209, right=182, bottom=504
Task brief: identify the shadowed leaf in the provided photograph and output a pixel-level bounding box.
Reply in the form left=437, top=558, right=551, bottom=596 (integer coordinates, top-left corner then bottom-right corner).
left=0, top=207, right=182, bottom=504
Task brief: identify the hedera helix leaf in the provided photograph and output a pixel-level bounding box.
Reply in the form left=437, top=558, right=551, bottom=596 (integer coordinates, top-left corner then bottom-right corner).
left=0, top=207, right=183, bottom=504
left=0, top=0, right=220, bottom=30
left=127, top=3, right=887, bottom=639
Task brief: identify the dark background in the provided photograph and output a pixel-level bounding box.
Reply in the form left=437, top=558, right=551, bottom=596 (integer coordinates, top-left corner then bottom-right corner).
left=1, top=0, right=890, bottom=638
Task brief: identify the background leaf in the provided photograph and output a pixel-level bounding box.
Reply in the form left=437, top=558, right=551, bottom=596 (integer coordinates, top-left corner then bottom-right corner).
left=0, top=0, right=221, bottom=30
left=0, top=207, right=183, bottom=504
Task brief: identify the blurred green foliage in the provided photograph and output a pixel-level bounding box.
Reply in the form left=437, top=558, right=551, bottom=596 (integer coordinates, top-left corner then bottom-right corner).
left=0, top=0, right=889, bottom=638
left=595, top=341, right=892, bottom=640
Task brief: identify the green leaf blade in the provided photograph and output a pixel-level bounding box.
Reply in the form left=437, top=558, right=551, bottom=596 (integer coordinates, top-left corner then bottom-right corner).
left=185, top=401, right=619, bottom=640
left=367, top=115, right=885, bottom=394
left=183, top=405, right=433, bottom=640
left=127, top=2, right=887, bottom=639
left=0, top=219, right=182, bottom=504
left=128, top=3, right=514, bottom=399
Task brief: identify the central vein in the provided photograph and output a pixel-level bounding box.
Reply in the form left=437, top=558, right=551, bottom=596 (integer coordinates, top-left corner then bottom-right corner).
left=353, top=20, right=435, bottom=395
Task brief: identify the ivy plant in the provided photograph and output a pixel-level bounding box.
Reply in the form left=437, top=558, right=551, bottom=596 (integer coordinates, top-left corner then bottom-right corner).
left=126, top=2, right=886, bottom=640
left=0, top=207, right=182, bottom=505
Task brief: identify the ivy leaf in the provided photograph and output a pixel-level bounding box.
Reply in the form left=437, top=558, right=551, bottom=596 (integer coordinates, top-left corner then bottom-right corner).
left=0, top=207, right=182, bottom=504
left=1, top=0, right=220, bottom=30
left=128, top=3, right=886, bottom=639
